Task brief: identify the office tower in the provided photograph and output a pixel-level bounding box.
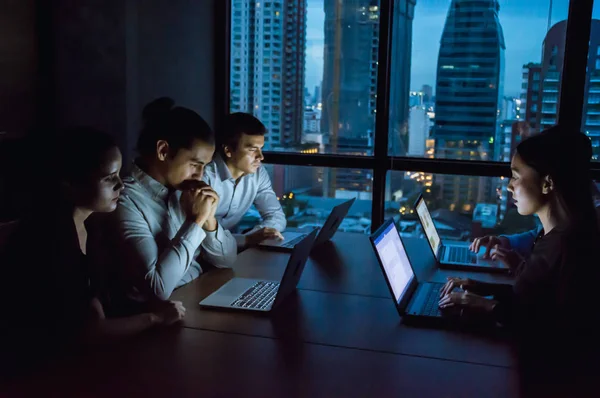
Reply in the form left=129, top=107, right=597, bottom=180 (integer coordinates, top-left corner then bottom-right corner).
left=421, top=84, right=433, bottom=104
left=521, top=20, right=600, bottom=159
left=321, top=0, right=415, bottom=196
left=321, top=0, right=380, bottom=155
left=313, top=84, right=321, bottom=106
left=230, top=0, right=307, bottom=149
left=500, top=96, right=520, bottom=121
left=433, top=0, right=505, bottom=212
left=388, top=0, right=417, bottom=157
left=407, top=95, right=430, bottom=157
left=519, top=63, right=542, bottom=133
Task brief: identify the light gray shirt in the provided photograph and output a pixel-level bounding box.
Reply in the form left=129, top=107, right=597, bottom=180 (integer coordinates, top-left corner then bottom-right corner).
left=202, top=154, right=286, bottom=243
left=113, top=163, right=237, bottom=301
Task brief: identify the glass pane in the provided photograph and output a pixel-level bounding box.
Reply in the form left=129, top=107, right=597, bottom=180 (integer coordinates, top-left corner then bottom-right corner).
left=584, top=3, right=600, bottom=160
left=236, top=165, right=373, bottom=234
left=230, top=0, right=380, bottom=155
left=389, top=0, right=569, bottom=159
left=384, top=171, right=538, bottom=243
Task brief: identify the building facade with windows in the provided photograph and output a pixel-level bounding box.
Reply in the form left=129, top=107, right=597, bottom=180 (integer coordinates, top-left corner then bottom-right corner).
left=433, top=0, right=506, bottom=211
left=521, top=20, right=600, bottom=159
left=230, top=0, right=307, bottom=149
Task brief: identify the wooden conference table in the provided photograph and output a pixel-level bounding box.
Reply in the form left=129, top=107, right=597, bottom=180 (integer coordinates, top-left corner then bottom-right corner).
left=4, top=232, right=520, bottom=397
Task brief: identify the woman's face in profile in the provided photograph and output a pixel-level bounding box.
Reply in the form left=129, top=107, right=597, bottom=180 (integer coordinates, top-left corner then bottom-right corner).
left=77, top=146, right=124, bottom=213
left=507, top=153, right=546, bottom=216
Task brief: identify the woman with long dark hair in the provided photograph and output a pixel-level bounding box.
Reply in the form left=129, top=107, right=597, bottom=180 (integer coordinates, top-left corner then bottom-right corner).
left=0, top=127, right=185, bottom=380
left=439, top=126, right=599, bottom=394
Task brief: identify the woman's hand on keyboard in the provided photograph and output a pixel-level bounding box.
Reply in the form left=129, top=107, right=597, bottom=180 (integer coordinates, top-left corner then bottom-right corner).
left=489, top=246, right=523, bottom=270
left=470, top=236, right=510, bottom=258
left=438, top=290, right=497, bottom=313
left=440, top=277, right=474, bottom=298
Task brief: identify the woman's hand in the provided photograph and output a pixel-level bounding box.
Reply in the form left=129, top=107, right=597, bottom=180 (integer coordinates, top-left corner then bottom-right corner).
left=490, top=245, right=524, bottom=270
left=438, top=291, right=497, bottom=313
left=470, top=235, right=510, bottom=258
left=440, top=277, right=476, bottom=297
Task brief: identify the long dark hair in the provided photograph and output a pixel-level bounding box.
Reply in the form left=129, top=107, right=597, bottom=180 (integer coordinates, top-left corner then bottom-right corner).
left=515, top=126, right=597, bottom=234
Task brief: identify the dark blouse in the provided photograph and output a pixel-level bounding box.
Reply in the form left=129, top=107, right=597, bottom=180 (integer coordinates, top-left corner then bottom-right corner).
left=1, top=205, right=97, bottom=374
left=492, top=226, right=599, bottom=336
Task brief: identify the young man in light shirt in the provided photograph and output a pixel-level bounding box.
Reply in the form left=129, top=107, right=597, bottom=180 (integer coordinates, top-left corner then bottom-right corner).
left=111, top=98, right=237, bottom=302
left=203, top=113, right=286, bottom=247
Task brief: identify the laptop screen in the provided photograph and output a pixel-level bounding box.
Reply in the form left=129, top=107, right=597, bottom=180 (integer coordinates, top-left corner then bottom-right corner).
left=372, top=222, right=415, bottom=303
left=415, top=197, right=441, bottom=260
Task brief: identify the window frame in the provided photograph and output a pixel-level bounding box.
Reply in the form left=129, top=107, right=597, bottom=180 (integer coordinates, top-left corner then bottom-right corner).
left=216, top=0, right=597, bottom=233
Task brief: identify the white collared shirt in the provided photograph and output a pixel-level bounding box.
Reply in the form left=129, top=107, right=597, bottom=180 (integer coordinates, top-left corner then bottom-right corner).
left=202, top=154, right=286, bottom=241
left=112, top=163, right=237, bottom=300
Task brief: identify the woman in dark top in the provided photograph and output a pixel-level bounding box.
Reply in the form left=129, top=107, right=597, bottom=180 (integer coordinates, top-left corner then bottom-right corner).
left=1, top=127, right=185, bottom=377
left=439, top=126, right=599, bottom=394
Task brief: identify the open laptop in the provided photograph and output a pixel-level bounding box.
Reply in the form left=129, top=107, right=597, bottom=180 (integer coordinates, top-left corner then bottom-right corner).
left=200, top=228, right=318, bottom=312
left=259, top=198, right=356, bottom=251
left=414, top=194, right=509, bottom=273
left=370, top=219, right=448, bottom=322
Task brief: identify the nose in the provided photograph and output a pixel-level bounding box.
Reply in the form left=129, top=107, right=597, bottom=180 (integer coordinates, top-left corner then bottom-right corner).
left=507, top=181, right=514, bottom=194
left=191, top=165, right=204, bottom=180
left=114, top=176, right=124, bottom=192
left=256, top=149, right=264, bottom=161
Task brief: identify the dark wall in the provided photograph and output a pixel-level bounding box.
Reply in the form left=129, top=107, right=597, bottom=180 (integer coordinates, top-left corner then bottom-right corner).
left=51, top=0, right=217, bottom=165
left=0, top=0, right=37, bottom=136
left=52, top=0, right=129, bottom=153
left=0, top=0, right=218, bottom=220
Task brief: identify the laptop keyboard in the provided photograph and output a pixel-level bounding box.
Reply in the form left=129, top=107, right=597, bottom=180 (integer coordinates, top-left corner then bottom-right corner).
left=280, top=234, right=306, bottom=248
left=447, top=246, right=474, bottom=264
left=231, top=281, right=279, bottom=310
left=420, top=284, right=443, bottom=317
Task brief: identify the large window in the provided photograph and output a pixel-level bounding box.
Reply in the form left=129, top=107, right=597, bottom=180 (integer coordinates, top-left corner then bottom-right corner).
left=384, top=171, right=538, bottom=242
left=390, top=0, right=568, bottom=159
left=230, top=0, right=380, bottom=155
left=584, top=3, right=600, bottom=160
left=227, top=0, right=596, bottom=233
left=236, top=165, right=372, bottom=235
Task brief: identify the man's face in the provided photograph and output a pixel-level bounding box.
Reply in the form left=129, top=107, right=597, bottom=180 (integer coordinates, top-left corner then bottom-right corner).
left=225, top=133, right=265, bottom=175
left=162, top=139, right=215, bottom=189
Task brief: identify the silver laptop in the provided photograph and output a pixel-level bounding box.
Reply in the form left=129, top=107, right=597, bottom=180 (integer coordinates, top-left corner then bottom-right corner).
left=200, top=229, right=318, bottom=312
left=259, top=198, right=356, bottom=251
left=370, top=219, right=445, bottom=320
left=414, top=194, right=509, bottom=273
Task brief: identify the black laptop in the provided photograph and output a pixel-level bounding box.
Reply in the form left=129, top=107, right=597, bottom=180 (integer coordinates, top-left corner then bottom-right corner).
left=259, top=198, right=356, bottom=252
left=370, top=219, right=446, bottom=321
left=414, top=194, right=510, bottom=274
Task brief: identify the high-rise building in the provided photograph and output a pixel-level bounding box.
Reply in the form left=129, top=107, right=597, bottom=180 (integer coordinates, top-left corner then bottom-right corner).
left=313, top=84, right=321, bottom=106
left=407, top=99, right=430, bottom=157
left=433, top=0, right=505, bottom=212
left=500, top=96, right=520, bottom=121
left=321, top=0, right=414, bottom=197
left=421, top=84, right=433, bottom=104
left=520, top=63, right=542, bottom=131
left=521, top=20, right=600, bottom=159
left=321, top=0, right=381, bottom=155
left=303, top=106, right=321, bottom=134
left=230, top=0, right=307, bottom=149
left=388, top=0, right=417, bottom=156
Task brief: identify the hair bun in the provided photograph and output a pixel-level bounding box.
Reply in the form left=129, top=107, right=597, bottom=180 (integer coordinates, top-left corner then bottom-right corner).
left=142, top=97, right=175, bottom=125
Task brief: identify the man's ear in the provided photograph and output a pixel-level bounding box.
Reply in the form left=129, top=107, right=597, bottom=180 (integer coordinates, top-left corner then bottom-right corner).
left=223, top=145, right=233, bottom=158
left=156, top=140, right=170, bottom=161
left=542, top=175, right=554, bottom=195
